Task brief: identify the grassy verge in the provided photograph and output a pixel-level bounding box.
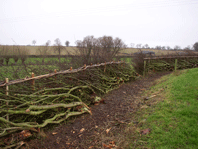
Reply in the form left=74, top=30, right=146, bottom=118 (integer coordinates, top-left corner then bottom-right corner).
left=128, top=68, right=198, bottom=148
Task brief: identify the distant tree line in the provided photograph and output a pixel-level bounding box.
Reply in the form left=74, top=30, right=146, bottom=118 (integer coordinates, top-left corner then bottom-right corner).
left=130, top=42, right=198, bottom=51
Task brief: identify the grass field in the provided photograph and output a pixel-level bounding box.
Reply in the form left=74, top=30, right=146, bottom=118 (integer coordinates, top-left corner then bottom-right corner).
left=0, top=57, right=72, bottom=81
left=0, top=65, right=61, bottom=81
left=1, top=57, right=71, bottom=65
left=129, top=68, right=198, bottom=148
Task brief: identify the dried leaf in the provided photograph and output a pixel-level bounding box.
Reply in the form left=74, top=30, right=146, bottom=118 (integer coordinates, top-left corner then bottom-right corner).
left=76, top=105, right=83, bottom=111
left=99, top=98, right=105, bottom=104
left=20, top=130, right=32, bottom=138
left=123, top=91, right=126, bottom=94
left=141, top=128, right=151, bottom=135
left=88, top=146, right=94, bottom=149
left=106, top=128, right=111, bottom=134
left=52, top=132, right=57, bottom=135
left=94, top=102, right=99, bottom=105
left=80, top=128, right=85, bottom=133
left=103, top=143, right=113, bottom=148
left=25, top=109, right=30, bottom=112
left=141, top=105, right=148, bottom=109
left=109, top=141, right=115, bottom=145
left=95, top=125, right=98, bottom=128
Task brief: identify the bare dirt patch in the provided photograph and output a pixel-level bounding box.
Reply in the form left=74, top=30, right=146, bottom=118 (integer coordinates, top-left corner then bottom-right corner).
left=27, top=72, right=171, bottom=149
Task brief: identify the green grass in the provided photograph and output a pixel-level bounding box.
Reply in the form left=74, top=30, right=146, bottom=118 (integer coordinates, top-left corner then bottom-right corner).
left=129, top=68, right=198, bottom=148
left=0, top=65, right=60, bottom=81
left=1, top=57, right=71, bottom=65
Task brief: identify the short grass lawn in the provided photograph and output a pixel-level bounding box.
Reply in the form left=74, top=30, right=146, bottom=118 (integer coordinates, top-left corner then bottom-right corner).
left=129, top=68, right=198, bottom=148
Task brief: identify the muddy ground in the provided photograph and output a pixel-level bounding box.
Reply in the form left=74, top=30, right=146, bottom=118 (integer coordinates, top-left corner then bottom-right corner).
left=27, top=72, right=171, bottom=149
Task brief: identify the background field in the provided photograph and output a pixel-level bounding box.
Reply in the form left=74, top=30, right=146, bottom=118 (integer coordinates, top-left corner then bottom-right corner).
left=0, top=45, right=197, bottom=82
left=0, top=45, right=188, bottom=56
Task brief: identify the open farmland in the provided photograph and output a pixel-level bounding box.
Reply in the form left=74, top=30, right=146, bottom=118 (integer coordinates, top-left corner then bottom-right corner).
left=0, top=45, right=198, bottom=82
left=0, top=45, right=189, bottom=56
left=0, top=45, right=75, bottom=56
left=121, top=48, right=184, bottom=56
left=23, top=46, right=184, bottom=56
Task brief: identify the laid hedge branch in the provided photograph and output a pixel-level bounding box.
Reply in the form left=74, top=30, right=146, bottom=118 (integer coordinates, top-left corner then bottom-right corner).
left=0, top=61, right=124, bottom=87
left=0, top=62, right=138, bottom=148
left=145, top=57, right=198, bottom=73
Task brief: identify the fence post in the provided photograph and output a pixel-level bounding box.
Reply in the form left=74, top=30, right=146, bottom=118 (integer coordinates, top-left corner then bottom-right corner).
left=5, top=78, right=9, bottom=120
left=143, top=60, right=147, bottom=77
left=84, top=64, right=86, bottom=69
left=104, top=62, right=106, bottom=72
left=54, top=69, right=57, bottom=79
left=175, top=59, right=177, bottom=73
left=31, top=72, right=35, bottom=90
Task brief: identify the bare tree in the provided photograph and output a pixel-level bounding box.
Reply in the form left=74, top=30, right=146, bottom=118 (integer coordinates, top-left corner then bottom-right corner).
left=136, top=44, right=142, bottom=48
left=183, top=45, right=191, bottom=51
left=75, top=36, right=97, bottom=64
left=32, top=40, right=36, bottom=46
left=53, top=38, right=64, bottom=63
left=155, top=46, right=162, bottom=50
left=65, top=41, right=70, bottom=47
left=75, top=35, right=126, bottom=65
left=130, top=43, right=135, bottom=48
left=193, top=42, right=198, bottom=51
left=144, top=44, right=149, bottom=49
left=174, top=45, right=181, bottom=51
left=166, top=46, right=171, bottom=50
left=46, top=40, right=51, bottom=46
left=161, top=46, right=166, bottom=50
left=98, top=36, right=126, bottom=62
left=36, top=41, right=51, bottom=64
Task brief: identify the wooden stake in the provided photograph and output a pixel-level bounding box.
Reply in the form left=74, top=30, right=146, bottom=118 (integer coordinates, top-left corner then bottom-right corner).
left=143, top=60, right=147, bottom=77
left=84, top=64, right=86, bottom=69
left=5, top=78, right=9, bottom=120
left=175, top=59, right=177, bottom=73
left=31, top=72, right=35, bottom=90
left=54, top=69, right=57, bottom=79
left=104, top=62, right=106, bottom=72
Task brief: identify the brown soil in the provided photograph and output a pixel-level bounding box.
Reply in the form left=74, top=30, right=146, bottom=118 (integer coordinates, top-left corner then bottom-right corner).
left=27, top=72, right=171, bottom=149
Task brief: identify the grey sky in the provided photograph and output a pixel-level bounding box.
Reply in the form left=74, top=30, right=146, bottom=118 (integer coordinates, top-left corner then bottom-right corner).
left=0, top=0, right=198, bottom=48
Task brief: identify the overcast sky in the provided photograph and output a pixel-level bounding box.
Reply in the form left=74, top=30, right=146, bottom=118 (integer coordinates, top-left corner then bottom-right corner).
left=0, top=0, right=198, bottom=48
